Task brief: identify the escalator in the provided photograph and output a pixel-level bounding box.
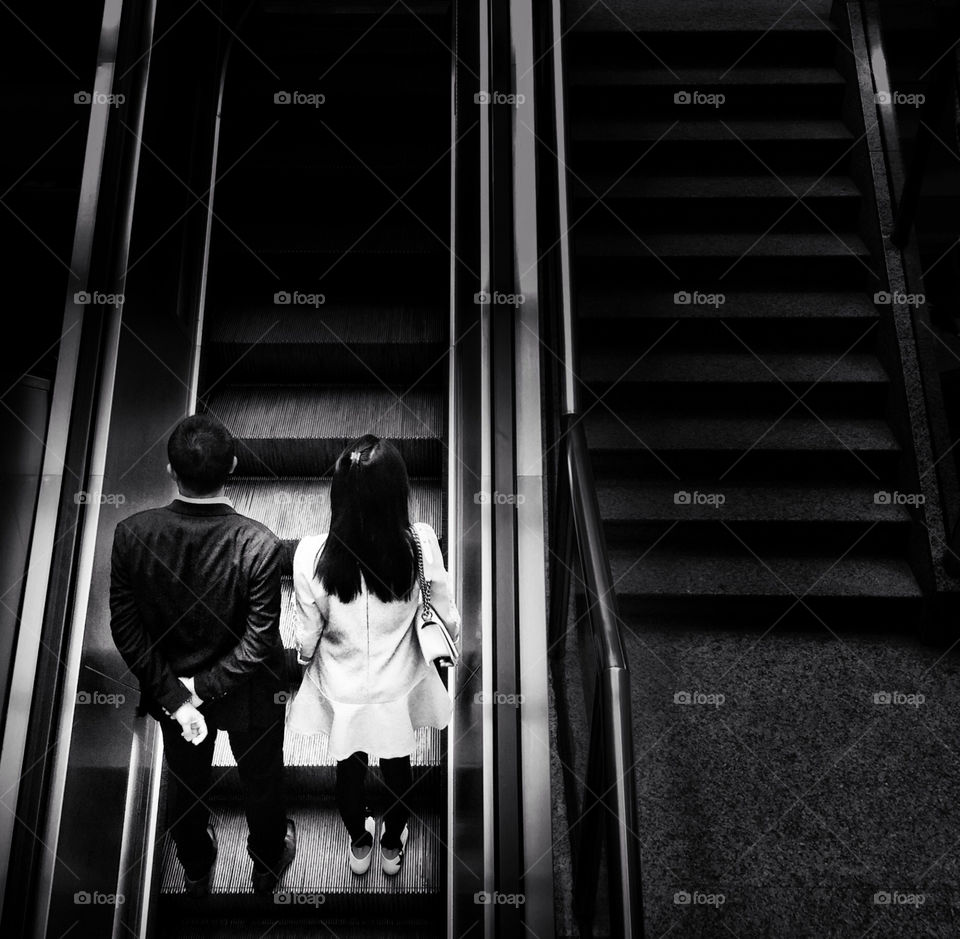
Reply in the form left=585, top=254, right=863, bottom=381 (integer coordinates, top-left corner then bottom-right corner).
left=0, top=0, right=567, bottom=934
left=154, top=2, right=451, bottom=934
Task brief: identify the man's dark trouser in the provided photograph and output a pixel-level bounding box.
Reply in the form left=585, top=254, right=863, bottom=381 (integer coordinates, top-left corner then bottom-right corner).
left=158, top=710, right=286, bottom=880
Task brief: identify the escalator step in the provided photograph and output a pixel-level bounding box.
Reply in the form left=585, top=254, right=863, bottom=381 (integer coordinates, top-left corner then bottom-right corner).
left=208, top=307, right=445, bottom=343
left=212, top=725, right=442, bottom=772
left=225, top=477, right=443, bottom=555
left=205, top=386, right=443, bottom=476
left=209, top=724, right=444, bottom=798
left=219, top=220, right=444, bottom=256
left=262, top=0, right=448, bottom=18
left=159, top=804, right=441, bottom=911
left=204, top=308, right=446, bottom=384
left=170, top=921, right=436, bottom=939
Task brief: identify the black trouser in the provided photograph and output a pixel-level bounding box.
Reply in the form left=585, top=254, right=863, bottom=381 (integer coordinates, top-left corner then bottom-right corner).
left=335, top=751, right=413, bottom=850
left=158, top=711, right=287, bottom=879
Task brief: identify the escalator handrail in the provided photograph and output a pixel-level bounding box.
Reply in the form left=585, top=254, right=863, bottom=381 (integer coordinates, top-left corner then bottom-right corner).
left=188, top=0, right=257, bottom=400
left=115, top=5, right=258, bottom=935
left=542, top=0, right=642, bottom=935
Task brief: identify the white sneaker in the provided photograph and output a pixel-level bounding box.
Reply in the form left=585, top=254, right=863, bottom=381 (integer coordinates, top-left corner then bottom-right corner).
left=380, top=824, right=408, bottom=876
left=349, top=816, right=375, bottom=875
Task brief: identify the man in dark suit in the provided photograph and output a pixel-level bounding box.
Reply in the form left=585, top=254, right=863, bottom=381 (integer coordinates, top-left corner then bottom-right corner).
left=110, top=413, right=296, bottom=898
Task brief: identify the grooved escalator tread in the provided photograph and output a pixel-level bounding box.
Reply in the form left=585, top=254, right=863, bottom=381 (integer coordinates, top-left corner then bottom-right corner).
left=206, top=387, right=443, bottom=476
left=207, top=308, right=446, bottom=345
left=223, top=145, right=448, bottom=173
left=207, top=386, right=442, bottom=441
left=225, top=477, right=443, bottom=544
left=202, top=309, right=447, bottom=385
left=220, top=222, right=443, bottom=256
left=211, top=725, right=442, bottom=772
left=169, top=923, right=437, bottom=939
left=159, top=804, right=441, bottom=905
left=263, top=0, right=448, bottom=16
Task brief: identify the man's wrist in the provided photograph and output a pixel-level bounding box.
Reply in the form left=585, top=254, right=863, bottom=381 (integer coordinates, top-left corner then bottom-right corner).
left=179, top=676, right=202, bottom=707
left=173, top=701, right=194, bottom=722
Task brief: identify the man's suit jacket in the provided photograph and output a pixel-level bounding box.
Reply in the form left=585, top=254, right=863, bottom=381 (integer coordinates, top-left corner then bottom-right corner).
left=110, top=498, right=287, bottom=732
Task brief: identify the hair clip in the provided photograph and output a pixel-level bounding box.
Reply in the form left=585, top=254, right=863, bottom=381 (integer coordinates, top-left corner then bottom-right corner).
left=349, top=450, right=362, bottom=465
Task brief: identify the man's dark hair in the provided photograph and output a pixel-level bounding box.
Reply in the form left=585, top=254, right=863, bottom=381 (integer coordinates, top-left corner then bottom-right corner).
left=167, top=414, right=235, bottom=494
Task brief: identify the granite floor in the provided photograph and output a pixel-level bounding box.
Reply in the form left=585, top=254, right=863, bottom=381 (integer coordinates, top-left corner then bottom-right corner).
left=551, top=619, right=960, bottom=937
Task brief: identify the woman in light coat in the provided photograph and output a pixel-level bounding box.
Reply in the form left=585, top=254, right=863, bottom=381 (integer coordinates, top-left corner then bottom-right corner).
left=287, top=434, right=460, bottom=876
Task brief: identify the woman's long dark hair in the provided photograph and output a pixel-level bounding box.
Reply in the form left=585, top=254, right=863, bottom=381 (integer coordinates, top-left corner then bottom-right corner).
left=315, top=434, right=417, bottom=604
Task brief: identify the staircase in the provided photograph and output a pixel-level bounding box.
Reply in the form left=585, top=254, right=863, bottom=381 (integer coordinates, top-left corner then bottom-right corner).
left=154, top=2, right=450, bottom=935
left=565, top=16, right=929, bottom=629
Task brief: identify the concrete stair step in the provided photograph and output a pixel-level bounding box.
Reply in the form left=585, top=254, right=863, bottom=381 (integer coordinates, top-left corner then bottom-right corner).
left=566, top=27, right=841, bottom=69
left=570, top=119, right=855, bottom=176
left=607, top=546, right=923, bottom=600
left=569, top=66, right=845, bottom=87
left=568, top=67, right=845, bottom=116
left=579, top=350, right=888, bottom=385
left=596, top=481, right=915, bottom=525
left=574, top=230, right=870, bottom=260
left=576, top=288, right=880, bottom=320
left=572, top=118, right=853, bottom=144
left=585, top=410, right=900, bottom=454
left=574, top=174, right=859, bottom=200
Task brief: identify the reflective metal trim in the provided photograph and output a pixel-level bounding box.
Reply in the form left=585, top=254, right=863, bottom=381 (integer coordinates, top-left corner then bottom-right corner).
left=510, top=0, right=555, bottom=932
left=549, top=0, right=577, bottom=415
left=478, top=3, right=495, bottom=934
left=0, top=0, right=127, bottom=927
left=33, top=3, right=159, bottom=937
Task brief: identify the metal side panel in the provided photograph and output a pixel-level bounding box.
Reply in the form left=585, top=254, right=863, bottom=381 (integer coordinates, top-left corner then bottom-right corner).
left=510, top=0, right=555, bottom=933
left=29, top=1, right=228, bottom=935
left=0, top=0, right=123, bottom=927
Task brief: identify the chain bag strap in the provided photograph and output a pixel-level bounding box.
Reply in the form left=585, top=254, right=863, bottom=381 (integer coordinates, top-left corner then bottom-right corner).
left=411, top=527, right=459, bottom=666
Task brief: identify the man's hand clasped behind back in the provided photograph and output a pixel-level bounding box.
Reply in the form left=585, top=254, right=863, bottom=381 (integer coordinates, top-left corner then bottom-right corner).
left=175, top=676, right=208, bottom=745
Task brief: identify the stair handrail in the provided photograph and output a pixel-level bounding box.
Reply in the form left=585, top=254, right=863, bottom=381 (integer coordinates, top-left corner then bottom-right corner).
left=886, top=0, right=960, bottom=247
left=853, top=0, right=960, bottom=583
left=540, top=0, right=643, bottom=935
